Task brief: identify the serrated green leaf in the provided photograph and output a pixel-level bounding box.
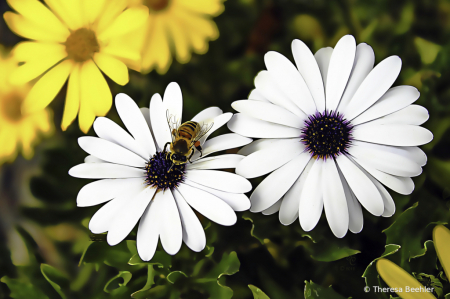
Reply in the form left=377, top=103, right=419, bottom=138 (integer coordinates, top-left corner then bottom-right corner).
left=128, top=251, right=172, bottom=268
left=1, top=276, right=49, bottom=299
left=104, top=271, right=132, bottom=296
left=304, top=281, right=348, bottom=299
left=40, top=264, right=69, bottom=299
left=167, top=271, right=188, bottom=284
left=130, top=265, right=157, bottom=298
left=310, top=243, right=360, bottom=262
left=249, top=284, right=270, bottom=299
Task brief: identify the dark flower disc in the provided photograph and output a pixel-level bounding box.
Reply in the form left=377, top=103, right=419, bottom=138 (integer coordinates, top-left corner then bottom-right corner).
left=145, top=151, right=185, bottom=191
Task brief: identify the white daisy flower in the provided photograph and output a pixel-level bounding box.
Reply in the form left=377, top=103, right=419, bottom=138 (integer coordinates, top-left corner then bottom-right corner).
left=69, top=82, right=252, bottom=261
left=228, top=35, right=433, bottom=238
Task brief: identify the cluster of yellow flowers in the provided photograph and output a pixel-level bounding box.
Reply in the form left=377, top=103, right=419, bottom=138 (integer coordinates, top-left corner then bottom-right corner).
left=0, top=0, right=224, bottom=164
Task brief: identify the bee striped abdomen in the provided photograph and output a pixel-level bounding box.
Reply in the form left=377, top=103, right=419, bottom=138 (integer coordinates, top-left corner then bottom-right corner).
left=178, top=121, right=198, bottom=139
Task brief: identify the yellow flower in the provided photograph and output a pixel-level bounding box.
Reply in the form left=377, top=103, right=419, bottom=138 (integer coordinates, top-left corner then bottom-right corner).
left=376, top=224, right=450, bottom=299
left=4, top=0, right=149, bottom=133
left=127, top=0, right=224, bottom=74
left=0, top=46, right=53, bottom=164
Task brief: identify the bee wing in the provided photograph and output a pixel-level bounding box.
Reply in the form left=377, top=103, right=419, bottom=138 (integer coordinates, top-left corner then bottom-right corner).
left=193, top=122, right=214, bottom=143
left=166, top=110, right=180, bottom=142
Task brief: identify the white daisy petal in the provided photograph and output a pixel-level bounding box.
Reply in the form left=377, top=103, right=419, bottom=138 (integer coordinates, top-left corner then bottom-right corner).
left=185, top=169, right=252, bottom=193
left=325, top=35, right=356, bottom=112
left=192, top=133, right=252, bottom=160
left=343, top=56, right=402, bottom=120
left=351, top=158, right=414, bottom=195
left=264, top=51, right=316, bottom=115
left=163, top=82, right=183, bottom=125
left=262, top=199, right=282, bottom=215
left=351, top=86, right=420, bottom=125
left=89, top=183, right=145, bottom=234
left=84, top=155, right=105, bottom=163
left=115, top=93, right=156, bottom=157
left=227, top=113, right=303, bottom=138
left=78, top=137, right=146, bottom=168
left=172, top=188, right=206, bottom=252
left=237, top=138, right=287, bottom=156
left=292, top=39, right=325, bottom=112
left=159, top=190, right=183, bottom=255
left=299, top=159, right=324, bottom=232
left=150, top=93, right=172, bottom=150
left=107, top=187, right=156, bottom=246
left=279, top=158, right=314, bottom=225
left=191, top=107, right=223, bottom=123
left=93, top=117, right=149, bottom=160
left=363, top=105, right=429, bottom=126
left=69, top=163, right=145, bottom=179
left=250, top=153, right=310, bottom=213
left=337, top=43, right=375, bottom=112
left=137, top=195, right=162, bottom=261
left=404, top=146, right=427, bottom=166
left=236, top=138, right=304, bottom=179
left=314, top=47, right=333, bottom=87
left=177, top=183, right=237, bottom=226
left=232, top=100, right=304, bottom=128
left=184, top=180, right=250, bottom=212
left=338, top=171, right=363, bottom=234
left=198, top=113, right=233, bottom=145
left=352, top=124, right=433, bottom=146
left=254, top=71, right=307, bottom=118
left=140, top=107, right=151, bottom=128
left=248, top=89, right=270, bottom=102
left=335, top=154, right=384, bottom=216
left=77, top=178, right=143, bottom=207
left=186, top=154, right=244, bottom=170
left=322, top=159, right=349, bottom=238
left=352, top=162, right=396, bottom=217
left=348, top=142, right=422, bottom=177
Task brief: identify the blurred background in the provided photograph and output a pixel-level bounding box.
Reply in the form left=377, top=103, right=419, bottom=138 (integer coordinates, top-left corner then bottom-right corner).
left=1, top=0, right=450, bottom=298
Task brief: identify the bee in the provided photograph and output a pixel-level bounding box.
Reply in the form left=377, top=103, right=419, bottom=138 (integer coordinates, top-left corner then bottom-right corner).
left=164, top=111, right=213, bottom=166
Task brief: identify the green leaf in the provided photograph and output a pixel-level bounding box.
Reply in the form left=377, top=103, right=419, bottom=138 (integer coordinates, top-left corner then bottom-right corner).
left=362, top=244, right=401, bottom=288
left=128, top=251, right=172, bottom=268
left=131, top=265, right=157, bottom=298
left=40, top=264, right=70, bottom=299
left=167, top=271, right=188, bottom=284
left=249, top=284, right=271, bottom=299
left=304, top=281, right=348, bottom=299
left=415, top=37, right=442, bottom=64
left=79, top=240, right=135, bottom=268
left=310, top=243, right=360, bottom=262
left=104, top=271, right=132, bottom=296
left=1, top=276, right=49, bottom=299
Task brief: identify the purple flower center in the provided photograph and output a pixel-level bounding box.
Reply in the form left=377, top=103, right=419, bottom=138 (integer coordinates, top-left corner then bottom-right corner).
left=300, top=110, right=353, bottom=160
left=145, top=151, right=185, bottom=190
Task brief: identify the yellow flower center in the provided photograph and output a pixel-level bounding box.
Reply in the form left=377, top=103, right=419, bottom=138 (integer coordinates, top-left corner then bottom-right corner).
left=1, top=93, right=23, bottom=123
left=65, top=28, right=100, bottom=62
left=145, top=0, right=170, bottom=11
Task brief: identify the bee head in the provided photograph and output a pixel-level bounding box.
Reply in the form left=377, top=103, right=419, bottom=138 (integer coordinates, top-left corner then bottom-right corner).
left=170, top=153, right=187, bottom=165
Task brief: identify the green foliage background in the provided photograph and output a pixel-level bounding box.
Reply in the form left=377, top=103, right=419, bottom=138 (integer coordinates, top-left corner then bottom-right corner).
left=1, top=0, right=450, bottom=298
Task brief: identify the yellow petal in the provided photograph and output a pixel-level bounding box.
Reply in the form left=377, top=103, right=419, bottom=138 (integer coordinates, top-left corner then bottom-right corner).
left=82, top=0, right=106, bottom=24
left=433, top=225, right=450, bottom=280
left=93, top=52, right=129, bottom=86
left=78, top=97, right=96, bottom=133
left=141, top=15, right=172, bottom=74
left=61, top=64, right=81, bottom=131
left=96, top=0, right=128, bottom=34
left=376, top=259, right=436, bottom=299
left=102, top=42, right=141, bottom=62
left=174, top=8, right=219, bottom=40
left=165, top=18, right=191, bottom=64
left=177, top=0, right=224, bottom=16
left=43, top=0, right=83, bottom=30
left=4, top=12, right=66, bottom=42
left=0, top=127, right=18, bottom=159
left=10, top=51, right=67, bottom=85
left=22, top=60, right=73, bottom=114
left=12, top=42, right=66, bottom=62
left=7, top=0, right=69, bottom=38
left=97, top=6, right=148, bottom=42
left=80, top=60, right=112, bottom=117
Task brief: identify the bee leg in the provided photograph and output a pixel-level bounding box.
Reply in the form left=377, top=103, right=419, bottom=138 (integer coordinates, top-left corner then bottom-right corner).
left=188, top=150, right=195, bottom=163
left=194, top=141, right=203, bottom=157
left=163, top=142, right=170, bottom=153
